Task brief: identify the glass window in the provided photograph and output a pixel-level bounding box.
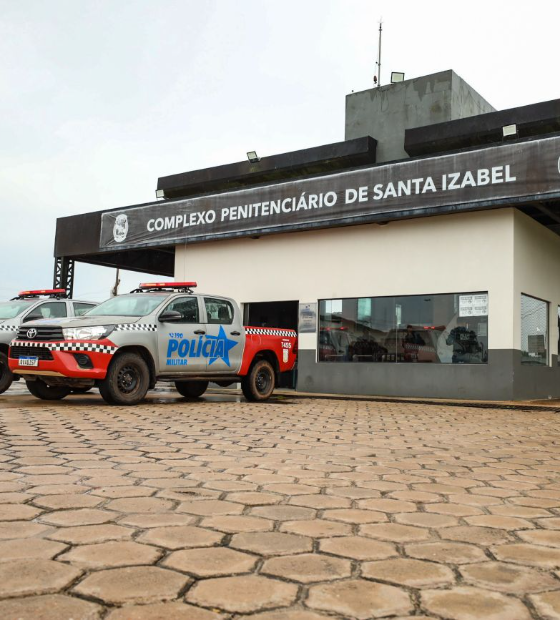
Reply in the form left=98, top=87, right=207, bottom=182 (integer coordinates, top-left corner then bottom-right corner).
left=205, top=298, right=234, bottom=324
left=162, top=297, right=199, bottom=323
left=73, top=303, right=96, bottom=317
left=87, top=294, right=166, bottom=317
left=0, top=300, right=34, bottom=320
left=521, top=294, right=548, bottom=366
left=24, top=302, right=67, bottom=321
left=318, top=292, right=488, bottom=365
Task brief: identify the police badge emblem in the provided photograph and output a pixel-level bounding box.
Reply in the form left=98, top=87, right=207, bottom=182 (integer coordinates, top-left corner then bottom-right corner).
left=113, top=214, right=129, bottom=243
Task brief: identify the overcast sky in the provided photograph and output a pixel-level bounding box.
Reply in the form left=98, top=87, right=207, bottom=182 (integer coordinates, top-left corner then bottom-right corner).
left=1, top=0, right=559, bottom=302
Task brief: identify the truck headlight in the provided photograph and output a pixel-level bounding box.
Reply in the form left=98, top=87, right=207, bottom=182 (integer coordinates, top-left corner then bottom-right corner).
left=63, top=326, right=114, bottom=340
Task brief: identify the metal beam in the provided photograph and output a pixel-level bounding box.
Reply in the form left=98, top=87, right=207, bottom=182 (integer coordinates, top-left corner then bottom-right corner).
left=53, top=257, right=75, bottom=298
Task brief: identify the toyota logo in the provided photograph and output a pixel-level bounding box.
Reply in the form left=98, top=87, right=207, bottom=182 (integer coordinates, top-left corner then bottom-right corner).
left=26, top=329, right=37, bottom=339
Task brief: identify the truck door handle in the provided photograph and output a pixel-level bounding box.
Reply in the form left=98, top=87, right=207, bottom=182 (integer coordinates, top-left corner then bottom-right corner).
left=194, top=329, right=206, bottom=335
left=230, top=331, right=241, bottom=336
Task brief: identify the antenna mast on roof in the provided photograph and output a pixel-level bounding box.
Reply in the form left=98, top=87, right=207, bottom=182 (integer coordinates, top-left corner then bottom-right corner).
left=375, top=18, right=383, bottom=87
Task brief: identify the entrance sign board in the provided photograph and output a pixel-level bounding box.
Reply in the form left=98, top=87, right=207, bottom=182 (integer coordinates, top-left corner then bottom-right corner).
left=100, top=136, right=560, bottom=251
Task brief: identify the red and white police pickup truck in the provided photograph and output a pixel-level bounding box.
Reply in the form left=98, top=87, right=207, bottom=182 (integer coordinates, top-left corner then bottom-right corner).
left=8, top=282, right=297, bottom=406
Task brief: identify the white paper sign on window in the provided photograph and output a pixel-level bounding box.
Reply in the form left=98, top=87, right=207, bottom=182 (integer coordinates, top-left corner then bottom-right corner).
left=459, top=294, right=488, bottom=317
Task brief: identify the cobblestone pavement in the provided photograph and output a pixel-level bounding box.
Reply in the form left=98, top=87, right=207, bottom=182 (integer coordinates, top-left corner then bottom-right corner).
left=0, top=389, right=560, bottom=619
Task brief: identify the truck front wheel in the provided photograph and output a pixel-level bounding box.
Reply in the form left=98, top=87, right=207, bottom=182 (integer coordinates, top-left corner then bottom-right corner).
left=99, top=353, right=150, bottom=406
left=26, top=379, right=71, bottom=401
left=175, top=380, right=208, bottom=398
left=0, top=352, right=13, bottom=395
left=242, top=359, right=275, bottom=402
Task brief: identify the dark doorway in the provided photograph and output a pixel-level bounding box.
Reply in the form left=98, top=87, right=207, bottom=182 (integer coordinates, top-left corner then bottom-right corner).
left=244, top=300, right=299, bottom=389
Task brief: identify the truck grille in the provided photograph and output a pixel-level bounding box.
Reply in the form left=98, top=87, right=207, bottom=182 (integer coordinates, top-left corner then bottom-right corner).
left=10, top=346, right=54, bottom=360
left=16, top=326, right=64, bottom=341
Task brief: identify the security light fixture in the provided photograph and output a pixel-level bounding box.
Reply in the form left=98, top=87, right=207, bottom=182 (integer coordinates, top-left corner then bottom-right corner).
left=155, top=189, right=165, bottom=199
left=502, top=124, right=518, bottom=139
left=391, top=72, right=405, bottom=83
left=247, top=151, right=260, bottom=163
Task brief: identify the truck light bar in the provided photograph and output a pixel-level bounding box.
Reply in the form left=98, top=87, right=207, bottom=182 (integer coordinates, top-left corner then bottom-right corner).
left=131, top=281, right=198, bottom=294
left=140, top=282, right=197, bottom=289
left=15, top=288, right=68, bottom=300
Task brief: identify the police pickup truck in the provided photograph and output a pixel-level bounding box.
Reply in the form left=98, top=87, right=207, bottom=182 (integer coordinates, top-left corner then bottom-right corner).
left=0, top=289, right=97, bottom=395
left=9, top=282, right=298, bottom=405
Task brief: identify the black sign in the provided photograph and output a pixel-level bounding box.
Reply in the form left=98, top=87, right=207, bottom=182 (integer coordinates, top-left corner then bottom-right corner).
left=100, top=136, right=560, bottom=250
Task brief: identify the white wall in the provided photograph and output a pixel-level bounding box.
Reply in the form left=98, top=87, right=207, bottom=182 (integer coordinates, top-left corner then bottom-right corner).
left=175, top=209, right=516, bottom=351
left=513, top=210, right=560, bottom=359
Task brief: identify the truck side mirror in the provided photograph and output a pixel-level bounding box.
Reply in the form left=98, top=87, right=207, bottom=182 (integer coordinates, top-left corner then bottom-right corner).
left=158, top=310, right=183, bottom=323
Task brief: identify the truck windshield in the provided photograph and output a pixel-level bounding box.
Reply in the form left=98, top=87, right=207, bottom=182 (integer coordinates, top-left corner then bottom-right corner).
left=86, top=295, right=166, bottom=317
left=0, top=300, right=34, bottom=320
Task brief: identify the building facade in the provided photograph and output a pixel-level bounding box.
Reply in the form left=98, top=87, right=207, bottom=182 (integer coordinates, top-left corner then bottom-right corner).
left=53, top=71, right=560, bottom=400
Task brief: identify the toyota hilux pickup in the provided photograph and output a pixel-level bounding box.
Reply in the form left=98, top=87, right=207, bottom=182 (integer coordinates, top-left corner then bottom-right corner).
left=9, top=282, right=298, bottom=405
left=0, top=289, right=97, bottom=395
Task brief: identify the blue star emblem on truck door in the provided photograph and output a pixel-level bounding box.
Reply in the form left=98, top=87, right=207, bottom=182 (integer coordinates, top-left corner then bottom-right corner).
left=207, top=326, right=238, bottom=366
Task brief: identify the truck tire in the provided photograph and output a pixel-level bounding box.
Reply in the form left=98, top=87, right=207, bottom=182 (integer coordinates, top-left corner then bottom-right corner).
left=26, top=379, right=71, bottom=401
left=175, top=380, right=208, bottom=398
left=99, top=353, right=150, bottom=406
left=241, top=359, right=275, bottom=402
left=0, top=352, right=13, bottom=395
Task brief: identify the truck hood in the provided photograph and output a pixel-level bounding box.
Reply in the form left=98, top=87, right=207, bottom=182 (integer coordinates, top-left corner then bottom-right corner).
left=22, top=316, right=142, bottom=329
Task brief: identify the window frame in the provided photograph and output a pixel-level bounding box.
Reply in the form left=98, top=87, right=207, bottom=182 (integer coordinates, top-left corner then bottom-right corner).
left=520, top=293, right=549, bottom=367
left=317, top=291, right=489, bottom=365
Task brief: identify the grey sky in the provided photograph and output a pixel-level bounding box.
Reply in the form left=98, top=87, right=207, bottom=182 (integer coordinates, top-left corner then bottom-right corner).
left=1, top=0, right=558, bottom=301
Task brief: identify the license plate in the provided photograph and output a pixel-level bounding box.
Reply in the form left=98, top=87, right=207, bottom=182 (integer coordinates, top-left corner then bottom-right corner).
left=19, top=357, right=38, bottom=367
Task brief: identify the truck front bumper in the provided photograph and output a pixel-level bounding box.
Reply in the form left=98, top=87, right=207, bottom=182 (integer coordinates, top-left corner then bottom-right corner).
left=8, top=339, right=117, bottom=381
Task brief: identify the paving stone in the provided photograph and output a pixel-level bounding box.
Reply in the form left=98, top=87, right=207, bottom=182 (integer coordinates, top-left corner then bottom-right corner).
left=492, top=543, right=560, bottom=568
left=73, top=566, right=189, bottom=605
left=262, top=553, right=351, bottom=583
left=230, top=531, right=312, bottom=556
left=32, top=494, right=103, bottom=509
left=530, top=591, right=560, bottom=620
left=177, top=499, right=244, bottom=515
left=289, top=495, right=351, bottom=510
left=138, top=525, right=224, bottom=549
left=187, top=575, right=298, bottom=613
left=362, top=558, right=455, bottom=587
left=0, top=594, right=102, bottom=620
left=90, top=486, right=156, bottom=498
left=118, top=513, right=196, bottom=528
left=0, top=559, right=82, bottom=597
left=0, top=521, right=51, bottom=539
left=322, top=508, right=387, bottom=524
left=439, top=525, right=511, bottom=545
left=306, top=579, right=412, bottom=619
left=395, top=511, right=459, bottom=528
left=406, top=541, right=487, bottom=564
left=106, top=497, right=174, bottom=513
left=518, top=529, right=560, bottom=547
left=357, top=498, right=417, bottom=513
left=421, top=586, right=531, bottom=620
left=0, top=504, right=42, bottom=520
left=163, top=546, right=257, bottom=576
left=460, top=561, right=559, bottom=594
left=106, top=602, right=224, bottom=620
left=360, top=522, right=430, bottom=542
left=320, top=536, right=397, bottom=561
left=201, top=515, right=274, bottom=533
left=251, top=505, right=316, bottom=520
left=0, top=538, right=66, bottom=561
left=58, top=540, right=161, bottom=568
left=280, top=519, right=352, bottom=538
left=240, top=610, right=335, bottom=620
left=465, top=515, right=534, bottom=530
left=425, top=503, right=484, bottom=517
left=40, top=508, right=114, bottom=527
left=47, top=524, right=134, bottom=544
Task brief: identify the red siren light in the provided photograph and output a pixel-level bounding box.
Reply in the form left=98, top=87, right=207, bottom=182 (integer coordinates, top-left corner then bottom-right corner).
left=18, top=288, right=67, bottom=297
left=139, top=282, right=198, bottom=289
